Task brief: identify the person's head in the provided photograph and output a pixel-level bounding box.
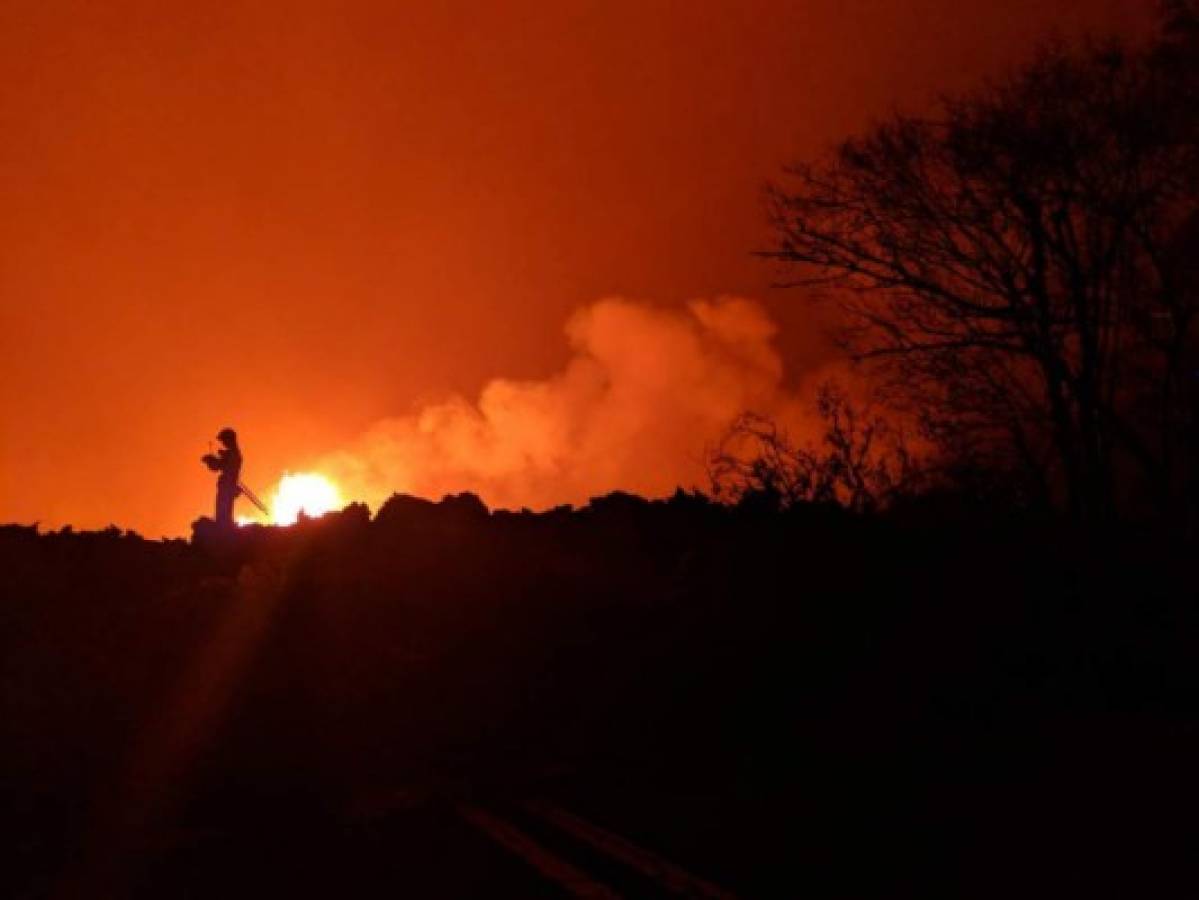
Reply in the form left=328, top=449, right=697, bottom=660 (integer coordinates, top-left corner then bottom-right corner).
left=216, top=427, right=237, bottom=447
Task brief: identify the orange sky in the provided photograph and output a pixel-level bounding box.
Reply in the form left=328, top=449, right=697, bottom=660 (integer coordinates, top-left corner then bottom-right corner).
left=0, top=0, right=1153, bottom=536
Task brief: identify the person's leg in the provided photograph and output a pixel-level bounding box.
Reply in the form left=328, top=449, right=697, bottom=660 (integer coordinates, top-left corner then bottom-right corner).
left=215, top=485, right=235, bottom=526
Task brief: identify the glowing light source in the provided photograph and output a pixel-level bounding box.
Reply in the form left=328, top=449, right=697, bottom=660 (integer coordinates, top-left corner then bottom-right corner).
left=269, top=472, right=342, bottom=525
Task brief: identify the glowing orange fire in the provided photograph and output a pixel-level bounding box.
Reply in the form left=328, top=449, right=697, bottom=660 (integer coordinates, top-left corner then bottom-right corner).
left=238, top=472, right=343, bottom=526
left=270, top=472, right=342, bottom=525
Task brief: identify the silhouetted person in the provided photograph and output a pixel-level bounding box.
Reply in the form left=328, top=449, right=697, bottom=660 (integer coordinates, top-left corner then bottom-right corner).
left=202, top=428, right=243, bottom=527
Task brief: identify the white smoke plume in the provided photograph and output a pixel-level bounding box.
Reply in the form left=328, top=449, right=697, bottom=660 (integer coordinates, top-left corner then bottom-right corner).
left=318, top=296, right=815, bottom=512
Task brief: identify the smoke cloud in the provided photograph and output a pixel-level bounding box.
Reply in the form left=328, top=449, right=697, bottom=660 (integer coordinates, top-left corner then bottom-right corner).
left=318, top=297, right=815, bottom=512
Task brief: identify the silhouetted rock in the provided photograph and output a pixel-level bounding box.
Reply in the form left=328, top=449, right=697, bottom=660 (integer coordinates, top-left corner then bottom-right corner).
left=2, top=493, right=1195, bottom=898
left=435, top=491, right=490, bottom=523
left=375, top=492, right=438, bottom=529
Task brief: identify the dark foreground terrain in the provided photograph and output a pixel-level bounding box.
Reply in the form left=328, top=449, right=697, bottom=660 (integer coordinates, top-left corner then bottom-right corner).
left=3, top=492, right=1197, bottom=897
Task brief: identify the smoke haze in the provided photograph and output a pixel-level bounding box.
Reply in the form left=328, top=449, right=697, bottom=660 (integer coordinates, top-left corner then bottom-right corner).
left=319, top=297, right=808, bottom=511
left=0, top=2, right=1151, bottom=535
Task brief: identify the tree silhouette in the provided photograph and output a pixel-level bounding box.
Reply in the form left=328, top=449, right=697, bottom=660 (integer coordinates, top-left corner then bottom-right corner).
left=708, top=382, right=917, bottom=512
left=765, top=21, right=1199, bottom=521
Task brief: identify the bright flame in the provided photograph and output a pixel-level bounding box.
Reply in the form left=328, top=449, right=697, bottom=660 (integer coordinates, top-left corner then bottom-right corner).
left=270, top=472, right=342, bottom=525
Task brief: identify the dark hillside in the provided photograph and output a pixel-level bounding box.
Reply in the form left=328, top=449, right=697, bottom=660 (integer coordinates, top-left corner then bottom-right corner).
left=2, top=498, right=1196, bottom=897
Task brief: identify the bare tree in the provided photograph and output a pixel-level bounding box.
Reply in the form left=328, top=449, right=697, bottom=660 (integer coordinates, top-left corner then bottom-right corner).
left=708, top=383, right=917, bottom=513
left=764, top=24, right=1199, bottom=521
